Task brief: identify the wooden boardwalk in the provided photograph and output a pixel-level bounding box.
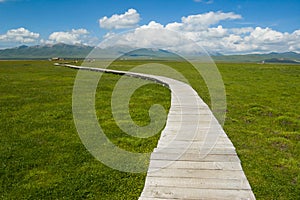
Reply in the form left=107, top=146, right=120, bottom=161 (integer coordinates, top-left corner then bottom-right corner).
left=138, top=76, right=256, bottom=200
left=61, top=64, right=255, bottom=200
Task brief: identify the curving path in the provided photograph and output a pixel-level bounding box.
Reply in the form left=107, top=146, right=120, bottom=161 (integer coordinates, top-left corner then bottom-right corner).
left=59, top=64, right=255, bottom=200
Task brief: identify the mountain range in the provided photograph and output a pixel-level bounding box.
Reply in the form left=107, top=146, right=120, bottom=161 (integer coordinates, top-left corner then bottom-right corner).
left=212, top=51, right=300, bottom=63
left=0, top=43, right=93, bottom=59
left=0, top=43, right=299, bottom=64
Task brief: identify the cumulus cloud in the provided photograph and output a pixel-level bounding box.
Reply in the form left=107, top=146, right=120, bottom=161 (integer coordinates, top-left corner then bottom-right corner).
left=44, top=28, right=91, bottom=45
left=101, top=10, right=300, bottom=54
left=100, top=21, right=187, bottom=50
left=288, top=30, right=300, bottom=52
left=194, top=0, right=214, bottom=4
left=0, top=27, right=40, bottom=43
left=190, top=26, right=300, bottom=54
left=230, top=27, right=254, bottom=35
left=206, top=27, right=300, bottom=54
left=166, top=11, right=242, bottom=31
left=99, top=8, right=140, bottom=30
left=245, top=27, right=284, bottom=44
left=181, top=11, right=241, bottom=26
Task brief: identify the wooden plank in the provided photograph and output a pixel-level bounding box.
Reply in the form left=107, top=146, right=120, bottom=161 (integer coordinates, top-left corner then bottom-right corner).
left=153, top=147, right=237, bottom=155
left=158, top=134, right=231, bottom=142
left=148, top=160, right=243, bottom=171
left=156, top=141, right=234, bottom=149
left=140, top=187, right=256, bottom=200
left=147, top=168, right=247, bottom=180
left=150, top=153, right=240, bottom=162
left=167, top=115, right=216, bottom=122
left=158, top=134, right=230, bottom=143
left=144, top=176, right=252, bottom=190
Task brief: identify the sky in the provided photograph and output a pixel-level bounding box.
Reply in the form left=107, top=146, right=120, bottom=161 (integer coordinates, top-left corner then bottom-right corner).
left=0, top=0, right=299, bottom=54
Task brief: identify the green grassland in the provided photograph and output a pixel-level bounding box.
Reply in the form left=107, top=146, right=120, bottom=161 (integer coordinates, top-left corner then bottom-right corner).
left=219, top=63, right=299, bottom=199
left=1, top=60, right=299, bottom=199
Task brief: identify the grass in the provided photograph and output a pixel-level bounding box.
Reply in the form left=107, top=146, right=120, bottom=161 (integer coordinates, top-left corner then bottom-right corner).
left=0, top=61, right=170, bottom=199
left=219, top=63, right=300, bottom=199
left=1, top=60, right=299, bottom=199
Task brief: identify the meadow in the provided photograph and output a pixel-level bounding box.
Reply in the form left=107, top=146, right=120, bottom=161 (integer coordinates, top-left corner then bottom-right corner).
left=0, top=60, right=299, bottom=199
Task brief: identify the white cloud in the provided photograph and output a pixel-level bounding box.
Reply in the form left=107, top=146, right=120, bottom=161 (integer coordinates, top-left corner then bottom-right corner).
left=99, top=11, right=245, bottom=54
left=0, top=27, right=40, bottom=43
left=194, top=26, right=300, bottom=54
left=103, top=32, right=116, bottom=39
left=207, top=27, right=300, bottom=54
left=101, top=17, right=300, bottom=54
left=100, top=21, right=188, bottom=51
left=245, top=27, right=284, bottom=44
left=99, top=8, right=140, bottom=30
left=178, top=11, right=242, bottom=31
left=207, top=25, right=227, bottom=38
left=288, top=30, right=300, bottom=52
left=230, top=27, right=254, bottom=35
left=45, top=28, right=91, bottom=45
left=102, top=12, right=300, bottom=54
left=194, top=0, right=214, bottom=4
left=111, top=10, right=300, bottom=54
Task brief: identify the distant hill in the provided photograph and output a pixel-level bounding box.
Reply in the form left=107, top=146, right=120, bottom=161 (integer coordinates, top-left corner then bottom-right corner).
left=0, top=44, right=186, bottom=60
left=0, top=43, right=93, bottom=59
left=0, top=43, right=299, bottom=63
left=262, top=58, right=300, bottom=64
left=118, top=48, right=183, bottom=60
left=212, top=51, right=300, bottom=63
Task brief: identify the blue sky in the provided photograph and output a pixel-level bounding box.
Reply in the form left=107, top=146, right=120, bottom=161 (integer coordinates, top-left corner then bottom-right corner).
left=0, top=0, right=299, bottom=54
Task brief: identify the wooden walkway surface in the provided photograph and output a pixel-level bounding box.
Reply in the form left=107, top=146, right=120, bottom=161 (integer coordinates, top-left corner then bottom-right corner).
left=61, top=64, right=255, bottom=200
